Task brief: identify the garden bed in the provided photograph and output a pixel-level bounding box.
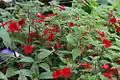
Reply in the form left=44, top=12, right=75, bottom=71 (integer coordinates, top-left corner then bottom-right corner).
left=0, top=0, right=120, bottom=80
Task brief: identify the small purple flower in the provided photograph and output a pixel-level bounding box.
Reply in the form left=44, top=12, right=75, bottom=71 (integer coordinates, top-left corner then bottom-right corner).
left=0, top=49, right=13, bottom=63
left=0, top=49, right=13, bottom=54
left=0, top=57, right=6, bottom=63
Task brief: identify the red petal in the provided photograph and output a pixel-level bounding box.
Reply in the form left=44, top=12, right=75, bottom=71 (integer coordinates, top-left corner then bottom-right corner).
left=52, top=70, right=62, bottom=79
left=102, top=39, right=111, bottom=48
left=24, top=44, right=33, bottom=55
left=109, top=17, right=116, bottom=24
left=61, top=67, right=71, bottom=78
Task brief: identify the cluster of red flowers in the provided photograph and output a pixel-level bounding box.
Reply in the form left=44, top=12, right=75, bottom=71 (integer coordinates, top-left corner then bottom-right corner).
left=101, top=64, right=118, bottom=80
left=24, top=44, right=33, bottom=55
left=18, top=44, right=33, bottom=55
left=7, top=19, right=26, bottom=32
left=26, top=31, right=37, bottom=43
left=43, top=26, right=64, bottom=50
left=79, top=62, right=92, bottom=69
left=33, top=13, right=58, bottom=23
left=96, top=30, right=111, bottom=48
left=1, top=67, right=7, bottom=73
left=17, top=62, right=24, bottom=69
left=44, top=26, right=59, bottom=41
left=109, top=12, right=120, bottom=32
left=1, top=20, right=11, bottom=27
left=52, top=67, right=72, bottom=79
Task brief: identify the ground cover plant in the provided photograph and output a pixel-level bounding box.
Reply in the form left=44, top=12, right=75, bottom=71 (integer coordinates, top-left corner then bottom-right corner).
left=0, top=0, right=120, bottom=80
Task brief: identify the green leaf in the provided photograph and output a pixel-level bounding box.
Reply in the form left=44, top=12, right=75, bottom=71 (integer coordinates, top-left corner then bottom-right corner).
left=0, top=71, right=8, bottom=80
left=99, top=74, right=108, bottom=80
left=109, top=46, right=120, bottom=51
left=6, top=68, right=18, bottom=78
left=115, top=38, right=120, bottom=47
left=99, top=60, right=110, bottom=64
left=30, top=63, right=39, bottom=76
left=20, top=57, right=34, bottom=63
left=59, top=57, right=68, bottom=64
left=66, top=33, right=76, bottom=46
left=0, top=29, right=11, bottom=48
left=96, top=0, right=112, bottom=5
left=72, top=48, right=82, bottom=60
left=39, top=63, right=50, bottom=71
left=39, top=72, right=53, bottom=79
left=19, top=69, right=32, bottom=78
left=37, top=49, right=52, bottom=60
left=18, top=72, right=28, bottom=80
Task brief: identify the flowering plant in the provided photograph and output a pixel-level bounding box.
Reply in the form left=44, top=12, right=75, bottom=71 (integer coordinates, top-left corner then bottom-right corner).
left=0, top=0, right=120, bottom=80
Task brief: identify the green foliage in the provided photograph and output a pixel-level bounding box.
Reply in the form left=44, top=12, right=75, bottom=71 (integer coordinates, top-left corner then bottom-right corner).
left=0, top=71, right=8, bottom=80
left=0, top=0, right=120, bottom=80
left=39, top=72, right=53, bottom=79
left=72, top=48, right=82, bottom=60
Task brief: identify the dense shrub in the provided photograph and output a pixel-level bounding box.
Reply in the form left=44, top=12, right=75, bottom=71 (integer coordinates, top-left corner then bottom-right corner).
left=0, top=0, right=120, bottom=80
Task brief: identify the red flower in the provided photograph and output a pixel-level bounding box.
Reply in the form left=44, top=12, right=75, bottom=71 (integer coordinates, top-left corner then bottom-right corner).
left=86, top=45, right=92, bottom=49
left=96, top=37, right=101, bottom=41
left=40, top=14, right=46, bottom=19
left=37, top=19, right=44, bottom=23
left=80, top=46, right=85, bottom=53
left=47, top=14, right=54, bottom=17
left=109, top=17, right=116, bottom=24
left=27, top=38, right=33, bottom=42
left=118, top=20, right=120, bottom=23
left=44, top=29, right=49, bottom=35
left=20, top=44, right=25, bottom=49
left=48, top=26, right=59, bottom=32
left=111, top=68, right=118, bottom=77
left=102, top=39, right=111, bottom=48
left=54, top=13, right=58, bottom=16
left=46, top=33, right=55, bottom=41
left=1, top=22, right=6, bottom=27
left=17, top=62, right=24, bottom=69
left=83, top=29, right=89, bottom=35
left=1, top=20, right=11, bottom=27
left=30, top=32, right=37, bottom=36
left=91, top=53, right=98, bottom=57
left=34, top=13, right=41, bottom=17
left=79, top=62, right=92, bottom=69
left=102, top=64, right=111, bottom=70
left=69, top=22, right=74, bottom=27
left=95, top=30, right=105, bottom=38
left=116, top=26, right=120, bottom=32
left=61, top=67, right=72, bottom=78
left=24, top=44, right=33, bottom=55
left=55, top=43, right=61, bottom=49
left=8, top=21, right=20, bottom=32
left=34, top=13, right=46, bottom=19
left=109, top=12, right=113, bottom=17
left=102, top=72, right=114, bottom=80
left=52, top=70, right=62, bottom=79
left=116, top=59, right=120, bottom=64
left=59, top=6, right=66, bottom=11
left=99, top=32, right=105, bottom=38
left=1, top=67, right=7, bottom=73
left=18, top=19, right=26, bottom=26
